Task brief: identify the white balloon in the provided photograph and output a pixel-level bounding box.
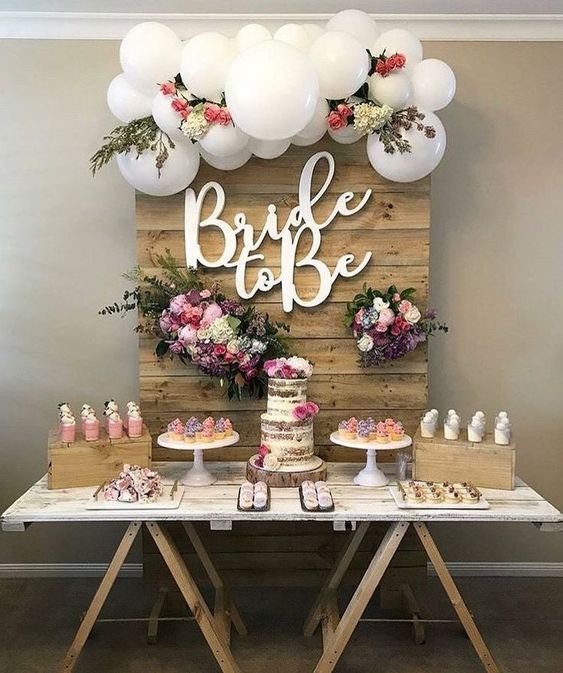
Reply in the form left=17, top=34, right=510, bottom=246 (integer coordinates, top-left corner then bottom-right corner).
left=249, top=137, right=291, bottom=159
left=309, top=31, right=369, bottom=100
left=292, top=98, right=329, bottom=142
left=200, top=147, right=252, bottom=171
left=371, top=29, right=423, bottom=72
left=292, top=127, right=326, bottom=146
left=302, top=24, right=324, bottom=42
left=120, top=22, right=182, bottom=92
left=180, top=32, right=234, bottom=101
left=368, top=71, right=413, bottom=110
left=274, top=23, right=310, bottom=51
left=117, top=141, right=200, bottom=196
left=367, top=110, right=446, bottom=182
left=328, top=124, right=364, bottom=145
left=198, top=123, right=249, bottom=157
left=235, top=24, right=271, bottom=52
left=411, top=59, right=456, bottom=111
left=225, top=40, right=319, bottom=141
left=107, top=74, right=153, bottom=122
left=151, top=90, right=190, bottom=140
left=326, top=9, right=379, bottom=48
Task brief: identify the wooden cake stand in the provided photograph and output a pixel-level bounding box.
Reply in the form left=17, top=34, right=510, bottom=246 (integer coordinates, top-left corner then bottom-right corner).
left=247, top=454, right=327, bottom=488
left=329, top=431, right=412, bottom=487
left=157, top=432, right=239, bottom=486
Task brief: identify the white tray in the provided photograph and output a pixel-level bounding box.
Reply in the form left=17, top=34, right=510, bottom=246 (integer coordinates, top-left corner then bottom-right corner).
left=86, top=484, right=185, bottom=510
left=329, top=432, right=412, bottom=451
left=389, top=485, right=490, bottom=510
left=157, top=431, right=240, bottom=451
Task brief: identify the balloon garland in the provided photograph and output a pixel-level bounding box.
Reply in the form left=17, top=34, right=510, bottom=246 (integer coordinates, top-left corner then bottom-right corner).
left=91, top=10, right=456, bottom=194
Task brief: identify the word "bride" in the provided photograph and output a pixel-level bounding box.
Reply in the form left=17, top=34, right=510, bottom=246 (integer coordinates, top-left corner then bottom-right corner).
left=184, top=151, right=372, bottom=312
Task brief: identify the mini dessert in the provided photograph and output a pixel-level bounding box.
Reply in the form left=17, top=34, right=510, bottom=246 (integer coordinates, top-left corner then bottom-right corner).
left=467, top=413, right=485, bottom=442
left=107, top=411, right=123, bottom=439
left=239, top=492, right=253, bottom=510
left=127, top=405, right=143, bottom=438
left=338, top=417, right=357, bottom=440
left=104, top=399, right=119, bottom=429
left=58, top=402, right=72, bottom=416
left=202, top=416, right=215, bottom=431
left=238, top=481, right=268, bottom=511
left=444, top=487, right=460, bottom=504
left=338, top=420, right=349, bottom=439
left=167, top=418, right=185, bottom=442
left=184, top=429, right=196, bottom=443
left=103, top=464, right=162, bottom=503
left=357, top=420, right=370, bottom=442
left=494, top=421, right=511, bottom=445
left=420, top=410, right=438, bottom=438
left=444, top=410, right=461, bottom=440
left=83, top=410, right=100, bottom=442
left=376, top=428, right=388, bottom=444
left=214, top=418, right=226, bottom=440
left=81, top=404, right=94, bottom=433
left=194, top=421, right=204, bottom=441
left=253, top=490, right=268, bottom=509
left=201, top=427, right=214, bottom=443
left=59, top=412, right=76, bottom=443
left=390, top=421, right=404, bottom=441
left=224, top=418, right=233, bottom=437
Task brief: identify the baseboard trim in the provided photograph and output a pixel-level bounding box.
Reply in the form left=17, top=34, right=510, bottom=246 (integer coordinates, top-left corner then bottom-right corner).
left=0, top=563, right=143, bottom=578
left=427, top=562, right=563, bottom=577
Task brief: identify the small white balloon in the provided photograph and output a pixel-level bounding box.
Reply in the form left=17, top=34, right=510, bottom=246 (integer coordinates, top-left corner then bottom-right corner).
left=225, top=40, right=319, bottom=140
left=292, top=126, right=326, bottom=146
left=120, top=22, right=182, bottom=92
left=328, top=124, right=364, bottom=145
left=198, top=123, right=249, bottom=157
left=326, top=9, right=379, bottom=49
left=180, top=32, right=234, bottom=101
left=117, top=141, right=200, bottom=196
left=369, top=71, right=413, bottom=110
left=371, top=29, right=423, bottom=71
left=249, top=137, right=291, bottom=159
left=366, top=110, right=446, bottom=182
left=235, top=24, right=271, bottom=52
left=309, top=31, right=369, bottom=100
left=302, top=24, right=324, bottom=42
left=292, top=98, right=329, bottom=142
left=200, top=146, right=252, bottom=171
left=151, top=90, right=190, bottom=140
left=107, top=74, right=153, bottom=122
left=274, top=23, right=310, bottom=51
left=411, top=59, right=456, bottom=111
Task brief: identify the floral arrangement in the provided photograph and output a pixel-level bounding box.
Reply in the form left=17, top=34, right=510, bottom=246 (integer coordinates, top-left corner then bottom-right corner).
left=99, top=251, right=290, bottom=399
left=344, top=284, right=448, bottom=367
left=263, top=356, right=314, bottom=379
left=103, top=464, right=163, bottom=503
left=293, top=401, right=319, bottom=421
left=255, top=443, right=279, bottom=470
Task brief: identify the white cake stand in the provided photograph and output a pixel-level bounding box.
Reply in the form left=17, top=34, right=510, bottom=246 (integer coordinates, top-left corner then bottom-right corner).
left=329, top=431, right=412, bottom=487
left=157, top=432, right=240, bottom=486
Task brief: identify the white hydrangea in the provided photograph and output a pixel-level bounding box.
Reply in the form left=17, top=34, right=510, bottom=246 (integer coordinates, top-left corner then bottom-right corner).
left=204, top=316, right=235, bottom=344
left=181, top=109, right=209, bottom=141
left=357, top=334, right=374, bottom=352
left=353, top=103, right=393, bottom=134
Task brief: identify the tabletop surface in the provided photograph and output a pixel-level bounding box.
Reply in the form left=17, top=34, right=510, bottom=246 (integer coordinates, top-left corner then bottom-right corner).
left=2, top=462, right=561, bottom=530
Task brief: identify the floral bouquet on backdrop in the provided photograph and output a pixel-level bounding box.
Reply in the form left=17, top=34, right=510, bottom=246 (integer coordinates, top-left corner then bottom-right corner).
left=344, top=284, right=448, bottom=367
left=99, top=251, right=290, bottom=399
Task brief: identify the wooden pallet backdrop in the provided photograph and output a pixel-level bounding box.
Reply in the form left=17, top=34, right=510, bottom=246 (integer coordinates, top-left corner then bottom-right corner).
left=137, top=137, right=430, bottom=464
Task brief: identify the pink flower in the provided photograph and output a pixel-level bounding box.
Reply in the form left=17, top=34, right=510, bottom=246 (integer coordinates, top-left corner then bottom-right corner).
left=179, top=304, right=203, bottom=327
left=293, top=404, right=310, bottom=421
left=398, top=300, right=412, bottom=314
left=305, top=401, right=319, bottom=416
left=392, top=293, right=401, bottom=301
left=336, top=103, right=353, bottom=118
left=200, top=302, right=223, bottom=328
left=160, top=82, right=176, bottom=96
left=171, top=97, right=192, bottom=120
left=159, top=310, right=173, bottom=334
left=245, top=368, right=258, bottom=379
left=354, top=308, right=365, bottom=325
left=328, top=110, right=347, bottom=130
left=169, top=341, right=184, bottom=353
left=375, top=321, right=388, bottom=332
left=378, top=307, right=396, bottom=327
left=178, top=324, right=197, bottom=345
left=264, top=359, right=281, bottom=376
left=214, top=344, right=227, bottom=356
left=200, top=289, right=212, bottom=299
left=170, top=294, right=189, bottom=316
left=217, top=108, right=232, bottom=125
left=259, top=443, right=270, bottom=457
left=203, top=102, right=222, bottom=123
left=254, top=455, right=264, bottom=468
left=280, top=363, right=294, bottom=379
left=223, top=352, right=235, bottom=363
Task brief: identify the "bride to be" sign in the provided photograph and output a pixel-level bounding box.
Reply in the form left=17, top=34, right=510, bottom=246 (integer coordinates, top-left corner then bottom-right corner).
left=184, top=151, right=373, bottom=312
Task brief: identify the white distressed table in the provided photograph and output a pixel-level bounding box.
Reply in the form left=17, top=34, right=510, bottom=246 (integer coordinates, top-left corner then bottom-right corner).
left=2, top=462, right=561, bottom=673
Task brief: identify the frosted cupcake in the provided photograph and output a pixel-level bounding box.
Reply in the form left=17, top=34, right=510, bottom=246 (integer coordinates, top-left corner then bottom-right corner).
left=202, top=427, right=214, bottom=443
left=202, top=416, right=215, bottom=430
left=184, top=429, right=196, bottom=444
left=224, top=418, right=233, bottom=437
left=193, top=421, right=204, bottom=441
left=59, top=413, right=76, bottom=443
left=390, top=421, right=405, bottom=441
left=375, top=428, right=388, bottom=444
left=83, top=410, right=100, bottom=442
left=107, top=411, right=123, bottom=439
left=357, top=420, right=370, bottom=442
left=337, top=420, right=349, bottom=439
left=167, top=418, right=185, bottom=442
left=214, top=418, right=226, bottom=440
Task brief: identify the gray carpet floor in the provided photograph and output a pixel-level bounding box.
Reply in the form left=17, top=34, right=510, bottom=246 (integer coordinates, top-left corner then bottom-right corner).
left=0, top=577, right=561, bottom=673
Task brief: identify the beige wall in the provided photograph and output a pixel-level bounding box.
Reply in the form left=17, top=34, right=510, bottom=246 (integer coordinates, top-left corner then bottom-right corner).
left=0, top=40, right=561, bottom=566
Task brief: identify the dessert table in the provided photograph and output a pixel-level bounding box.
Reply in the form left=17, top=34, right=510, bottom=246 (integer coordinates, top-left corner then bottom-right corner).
left=2, top=462, right=561, bottom=673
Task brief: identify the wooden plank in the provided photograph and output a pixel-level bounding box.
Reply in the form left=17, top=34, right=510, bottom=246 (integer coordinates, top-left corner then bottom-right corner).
left=137, top=228, right=429, bottom=268
left=136, top=191, right=430, bottom=232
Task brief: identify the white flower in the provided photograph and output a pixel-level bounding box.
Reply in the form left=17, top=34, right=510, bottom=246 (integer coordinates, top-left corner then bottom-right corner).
left=204, top=316, right=235, bottom=344
left=251, top=339, right=267, bottom=354
left=357, top=334, right=374, bottom=352
left=181, top=109, right=209, bottom=141
left=287, top=356, right=314, bottom=378
left=226, top=339, right=240, bottom=354
left=353, top=103, right=393, bottom=134
left=404, top=306, right=421, bottom=325
left=263, top=454, right=280, bottom=470
left=373, top=297, right=390, bottom=312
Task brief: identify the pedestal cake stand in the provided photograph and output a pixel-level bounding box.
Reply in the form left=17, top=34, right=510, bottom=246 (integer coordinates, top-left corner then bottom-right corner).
left=157, top=432, right=240, bottom=486
left=247, top=454, right=327, bottom=488
left=329, top=432, right=412, bottom=487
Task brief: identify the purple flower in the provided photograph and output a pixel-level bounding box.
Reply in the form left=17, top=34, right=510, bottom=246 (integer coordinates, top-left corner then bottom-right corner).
left=185, top=289, right=201, bottom=306
left=425, top=308, right=437, bottom=320
left=168, top=341, right=184, bottom=354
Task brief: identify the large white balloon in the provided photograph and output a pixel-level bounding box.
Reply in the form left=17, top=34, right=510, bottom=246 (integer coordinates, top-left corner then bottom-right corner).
left=180, top=32, right=234, bottom=101
left=274, top=23, right=310, bottom=51
left=302, top=24, right=324, bottom=42
left=292, top=98, right=329, bottom=143
left=411, top=59, right=456, bottom=111
left=225, top=40, right=319, bottom=141
left=369, top=71, right=413, bottom=110
left=367, top=110, right=446, bottom=182
left=309, top=31, right=369, bottom=100
left=371, top=29, right=422, bottom=72
left=200, top=147, right=252, bottom=171
left=249, top=137, right=291, bottom=159
left=326, top=9, right=379, bottom=48
left=120, top=22, right=182, bottom=93
left=328, top=124, right=364, bottom=145
left=198, top=123, right=249, bottom=157
left=235, top=24, right=271, bottom=52
left=107, top=74, right=153, bottom=122
left=117, top=142, right=200, bottom=196
left=151, top=90, right=189, bottom=141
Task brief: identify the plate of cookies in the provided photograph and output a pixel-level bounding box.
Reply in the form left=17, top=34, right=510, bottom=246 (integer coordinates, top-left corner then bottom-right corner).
left=390, top=480, right=490, bottom=509
left=299, top=480, right=335, bottom=512
left=237, top=480, right=270, bottom=512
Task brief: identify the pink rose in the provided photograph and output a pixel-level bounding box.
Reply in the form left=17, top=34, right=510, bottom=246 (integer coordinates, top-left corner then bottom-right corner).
left=200, top=289, right=212, bottom=299
left=223, top=351, right=235, bottom=363
left=159, top=310, right=173, bottom=334
left=328, top=111, right=347, bottom=130
left=354, top=308, right=365, bottom=325
left=178, top=324, right=197, bottom=345
left=245, top=368, right=258, bottom=380
left=305, top=401, right=319, bottom=416
left=293, top=404, right=309, bottom=421
left=336, top=103, right=353, bottom=118
left=375, top=322, right=388, bottom=332
left=171, top=97, right=192, bottom=120
left=378, top=307, right=396, bottom=327
left=170, top=294, right=189, bottom=316
left=160, top=82, right=176, bottom=96
left=398, top=300, right=412, bottom=314
left=200, top=302, right=223, bottom=328
left=392, top=293, right=401, bottom=301
left=280, top=364, right=294, bottom=379
left=217, top=108, right=232, bottom=125
left=214, top=344, right=227, bottom=356
left=169, top=341, right=184, bottom=353
left=203, top=102, right=222, bottom=123
left=259, top=443, right=270, bottom=457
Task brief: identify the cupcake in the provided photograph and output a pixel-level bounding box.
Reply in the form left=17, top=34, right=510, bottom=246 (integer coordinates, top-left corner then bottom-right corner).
left=357, top=420, right=370, bottom=442
left=337, top=420, right=349, bottom=439
left=224, top=418, right=233, bottom=437
left=376, top=429, right=388, bottom=444
left=107, top=411, right=123, bottom=439
left=83, top=411, right=100, bottom=442
left=347, top=416, right=358, bottom=433
left=59, top=413, right=76, bottom=443
left=194, top=421, right=204, bottom=441
left=202, top=416, right=215, bottom=430
left=167, top=418, right=185, bottom=442
left=390, top=422, right=404, bottom=441
left=214, top=418, right=226, bottom=440
left=384, top=417, right=395, bottom=429
left=202, top=426, right=214, bottom=443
